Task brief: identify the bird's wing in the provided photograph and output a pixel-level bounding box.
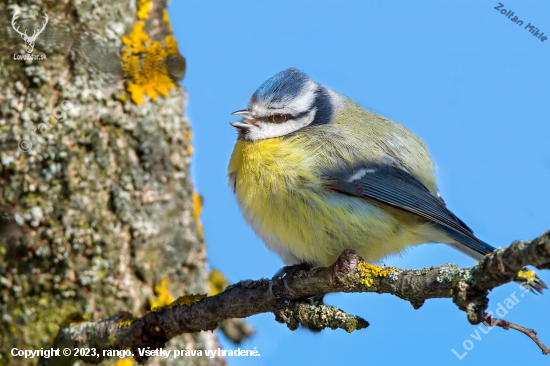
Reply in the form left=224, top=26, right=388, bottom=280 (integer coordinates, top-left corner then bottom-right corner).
left=324, top=157, right=490, bottom=253
left=324, top=157, right=548, bottom=293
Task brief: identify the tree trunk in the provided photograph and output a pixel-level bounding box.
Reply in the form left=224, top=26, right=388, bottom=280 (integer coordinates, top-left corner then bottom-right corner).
left=0, top=1, right=220, bottom=365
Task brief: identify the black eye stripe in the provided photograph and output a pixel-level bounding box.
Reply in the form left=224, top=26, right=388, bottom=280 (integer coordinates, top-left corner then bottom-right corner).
left=293, top=110, right=310, bottom=119
left=255, top=116, right=278, bottom=123
left=254, top=110, right=311, bottom=124
left=273, top=114, right=287, bottom=123
left=255, top=114, right=289, bottom=123
left=309, top=87, right=333, bottom=126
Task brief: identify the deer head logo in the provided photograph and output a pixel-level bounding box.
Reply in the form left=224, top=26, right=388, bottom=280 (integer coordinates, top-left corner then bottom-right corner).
left=11, top=13, right=49, bottom=53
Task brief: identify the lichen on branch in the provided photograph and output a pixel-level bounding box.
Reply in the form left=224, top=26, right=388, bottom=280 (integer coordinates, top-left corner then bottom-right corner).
left=40, top=230, right=550, bottom=365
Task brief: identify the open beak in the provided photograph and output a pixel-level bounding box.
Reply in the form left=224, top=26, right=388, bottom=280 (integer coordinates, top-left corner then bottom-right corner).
left=232, top=109, right=250, bottom=117
left=229, top=121, right=253, bottom=129
left=230, top=109, right=253, bottom=129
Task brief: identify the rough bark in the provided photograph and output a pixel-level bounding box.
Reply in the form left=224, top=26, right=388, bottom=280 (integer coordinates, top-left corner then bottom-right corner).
left=0, top=0, right=220, bottom=365
left=43, top=230, right=550, bottom=364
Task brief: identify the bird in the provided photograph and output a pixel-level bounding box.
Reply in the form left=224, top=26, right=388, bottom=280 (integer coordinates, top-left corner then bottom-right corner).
left=227, top=68, right=547, bottom=293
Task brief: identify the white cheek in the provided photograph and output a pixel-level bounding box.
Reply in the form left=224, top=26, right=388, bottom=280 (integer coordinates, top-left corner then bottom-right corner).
left=326, top=88, right=345, bottom=107
left=247, top=109, right=316, bottom=140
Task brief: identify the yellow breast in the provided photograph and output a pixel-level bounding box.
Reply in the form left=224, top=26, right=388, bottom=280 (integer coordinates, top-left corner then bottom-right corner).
left=229, top=137, right=319, bottom=195
left=228, top=136, right=426, bottom=266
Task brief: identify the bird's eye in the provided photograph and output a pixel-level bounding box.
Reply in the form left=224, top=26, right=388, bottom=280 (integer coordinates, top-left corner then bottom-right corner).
left=272, top=114, right=288, bottom=123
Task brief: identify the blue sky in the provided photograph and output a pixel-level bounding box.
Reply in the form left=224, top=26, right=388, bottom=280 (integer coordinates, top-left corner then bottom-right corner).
left=169, top=0, right=550, bottom=364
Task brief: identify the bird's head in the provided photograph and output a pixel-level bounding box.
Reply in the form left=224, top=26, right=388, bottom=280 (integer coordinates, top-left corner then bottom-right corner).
left=230, top=68, right=334, bottom=141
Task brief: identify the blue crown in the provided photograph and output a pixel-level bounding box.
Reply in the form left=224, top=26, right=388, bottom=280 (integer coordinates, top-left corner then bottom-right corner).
left=251, top=68, right=310, bottom=105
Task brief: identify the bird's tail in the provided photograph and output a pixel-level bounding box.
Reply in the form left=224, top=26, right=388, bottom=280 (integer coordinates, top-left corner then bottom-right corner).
left=441, top=226, right=548, bottom=294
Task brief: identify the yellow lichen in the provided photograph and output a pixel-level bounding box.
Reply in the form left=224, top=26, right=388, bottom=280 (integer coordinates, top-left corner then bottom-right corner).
left=165, top=35, right=178, bottom=54
left=149, top=294, right=207, bottom=313
left=208, top=269, right=229, bottom=296
left=163, top=9, right=173, bottom=32
left=108, top=334, right=116, bottom=346
left=118, top=312, right=137, bottom=328
left=137, top=0, right=153, bottom=19
left=150, top=279, right=175, bottom=310
left=118, top=318, right=137, bottom=328
left=517, top=269, right=536, bottom=283
left=121, top=15, right=180, bottom=104
left=122, top=22, right=150, bottom=53
left=192, top=191, right=204, bottom=238
left=112, top=358, right=134, bottom=366
left=60, top=312, right=91, bottom=327
left=358, top=262, right=393, bottom=287
left=185, top=130, right=194, bottom=156
left=172, top=293, right=207, bottom=306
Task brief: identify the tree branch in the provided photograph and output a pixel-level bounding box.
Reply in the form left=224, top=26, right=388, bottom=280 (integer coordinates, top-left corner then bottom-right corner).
left=40, top=230, right=550, bottom=365
left=489, top=317, right=550, bottom=355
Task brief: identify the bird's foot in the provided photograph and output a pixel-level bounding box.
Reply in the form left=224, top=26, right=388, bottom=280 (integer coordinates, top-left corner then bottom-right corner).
left=269, top=262, right=313, bottom=296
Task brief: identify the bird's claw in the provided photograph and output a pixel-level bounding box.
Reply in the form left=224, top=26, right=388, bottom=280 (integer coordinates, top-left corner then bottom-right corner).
left=269, top=263, right=312, bottom=296
left=268, top=277, right=292, bottom=295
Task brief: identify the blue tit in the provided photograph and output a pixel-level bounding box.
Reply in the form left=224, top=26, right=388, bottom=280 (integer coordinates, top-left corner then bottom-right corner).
left=228, top=68, right=547, bottom=292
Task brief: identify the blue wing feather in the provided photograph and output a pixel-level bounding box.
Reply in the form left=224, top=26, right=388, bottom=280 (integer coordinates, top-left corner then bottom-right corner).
left=326, top=161, right=483, bottom=248
left=325, top=160, right=547, bottom=293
